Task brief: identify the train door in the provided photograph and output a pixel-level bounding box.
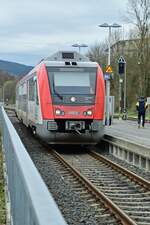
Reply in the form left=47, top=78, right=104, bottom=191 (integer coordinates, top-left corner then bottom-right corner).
left=28, top=76, right=35, bottom=124
left=17, top=82, right=28, bottom=125
left=34, top=77, right=40, bottom=122
left=26, top=80, right=29, bottom=126
left=23, top=81, right=28, bottom=125
left=28, top=74, right=42, bottom=126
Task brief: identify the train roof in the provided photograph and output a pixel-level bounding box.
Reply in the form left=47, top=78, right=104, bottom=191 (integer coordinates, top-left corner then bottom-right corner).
left=44, top=51, right=90, bottom=62
left=17, top=51, right=97, bottom=85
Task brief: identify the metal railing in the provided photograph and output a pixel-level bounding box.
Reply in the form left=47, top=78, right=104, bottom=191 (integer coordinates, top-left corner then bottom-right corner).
left=0, top=107, right=68, bottom=225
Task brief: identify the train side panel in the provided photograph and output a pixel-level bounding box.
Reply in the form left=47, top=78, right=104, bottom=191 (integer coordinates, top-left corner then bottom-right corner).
left=16, top=72, right=42, bottom=128
left=94, top=64, right=105, bottom=119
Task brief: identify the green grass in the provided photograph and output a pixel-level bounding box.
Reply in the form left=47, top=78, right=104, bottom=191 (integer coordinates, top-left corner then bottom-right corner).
left=115, top=110, right=150, bottom=120
left=0, top=141, right=6, bottom=225
left=127, top=111, right=137, bottom=118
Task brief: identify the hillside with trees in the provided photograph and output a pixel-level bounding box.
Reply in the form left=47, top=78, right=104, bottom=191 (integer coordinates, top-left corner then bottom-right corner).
left=0, top=60, right=32, bottom=76
left=0, top=70, right=18, bottom=104
left=0, top=60, right=32, bottom=104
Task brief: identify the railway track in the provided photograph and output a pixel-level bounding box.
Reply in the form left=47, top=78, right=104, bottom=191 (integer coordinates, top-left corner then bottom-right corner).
left=49, top=149, right=122, bottom=225
left=50, top=148, right=150, bottom=225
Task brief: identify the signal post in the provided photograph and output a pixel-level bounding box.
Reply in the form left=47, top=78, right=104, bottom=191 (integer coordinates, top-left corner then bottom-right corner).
left=104, top=65, right=113, bottom=126
left=118, top=56, right=126, bottom=120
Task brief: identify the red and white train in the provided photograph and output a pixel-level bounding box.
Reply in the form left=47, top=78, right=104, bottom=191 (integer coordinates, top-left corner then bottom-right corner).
left=16, top=51, right=105, bottom=144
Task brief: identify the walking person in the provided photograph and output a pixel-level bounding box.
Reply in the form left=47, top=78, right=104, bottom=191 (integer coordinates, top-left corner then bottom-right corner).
left=136, top=97, right=148, bottom=128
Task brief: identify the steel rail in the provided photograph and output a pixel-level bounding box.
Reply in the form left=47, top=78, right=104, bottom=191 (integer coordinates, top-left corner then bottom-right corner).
left=51, top=149, right=137, bottom=225
left=89, top=150, right=150, bottom=190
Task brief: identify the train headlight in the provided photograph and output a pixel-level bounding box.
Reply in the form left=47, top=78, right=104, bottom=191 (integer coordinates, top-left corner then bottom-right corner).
left=83, top=110, right=92, bottom=116
left=55, top=109, right=61, bottom=115
left=55, top=109, right=65, bottom=116
left=87, top=110, right=92, bottom=116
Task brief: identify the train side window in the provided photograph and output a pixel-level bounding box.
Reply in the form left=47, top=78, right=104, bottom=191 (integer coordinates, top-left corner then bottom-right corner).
left=29, top=78, right=34, bottom=101
left=34, top=79, right=39, bottom=105
left=16, top=87, right=19, bottom=100
left=18, top=85, right=22, bottom=95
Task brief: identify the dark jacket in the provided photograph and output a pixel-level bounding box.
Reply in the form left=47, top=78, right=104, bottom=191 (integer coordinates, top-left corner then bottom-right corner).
left=136, top=99, right=148, bottom=114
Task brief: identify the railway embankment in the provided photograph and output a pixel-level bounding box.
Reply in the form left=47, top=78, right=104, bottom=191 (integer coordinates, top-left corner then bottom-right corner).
left=0, top=137, right=6, bottom=225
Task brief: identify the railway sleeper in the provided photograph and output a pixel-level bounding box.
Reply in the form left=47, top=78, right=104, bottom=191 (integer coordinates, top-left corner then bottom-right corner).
left=94, top=213, right=114, bottom=218
left=98, top=183, right=132, bottom=187
left=100, top=186, right=136, bottom=190
left=65, top=178, right=77, bottom=183
left=86, top=198, right=98, bottom=203
left=79, top=193, right=92, bottom=198
left=90, top=204, right=107, bottom=211
left=130, top=216, right=150, bottom=221
left=121, top=205, right=150, bottom=210
left=110, top=196, right=150, bottom=201
left=126, top=211, right=150, bottom=216
left=106, top=192, right=150, bottom=197
left=118, top=201, right=150, bottom=206
left=103, top=189, right=137, bottom=194
left=71, top=187, right=85, bottom=191
left=137, top=222, right=150, bottom=225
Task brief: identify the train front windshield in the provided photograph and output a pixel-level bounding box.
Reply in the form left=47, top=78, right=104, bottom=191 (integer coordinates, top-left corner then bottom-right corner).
left=47, top=68, right=96, bottom=95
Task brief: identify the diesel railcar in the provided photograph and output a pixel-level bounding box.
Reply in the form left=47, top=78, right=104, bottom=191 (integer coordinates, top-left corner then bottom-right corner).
left=16, top=51, right=105, bottom=144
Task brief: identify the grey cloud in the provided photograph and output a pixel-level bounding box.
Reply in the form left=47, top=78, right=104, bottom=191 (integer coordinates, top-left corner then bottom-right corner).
left=0, top=0, right=128, bottom=64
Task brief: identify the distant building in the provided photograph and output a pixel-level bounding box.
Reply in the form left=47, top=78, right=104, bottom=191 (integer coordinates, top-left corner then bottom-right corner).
left=109, top=39, right=139, bottom=57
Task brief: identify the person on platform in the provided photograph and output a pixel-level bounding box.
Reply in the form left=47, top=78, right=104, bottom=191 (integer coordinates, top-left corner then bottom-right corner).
left=136, top=97, right=148, bottom=128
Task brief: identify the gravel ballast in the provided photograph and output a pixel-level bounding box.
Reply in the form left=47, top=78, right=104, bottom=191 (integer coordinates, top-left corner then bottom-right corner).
left=9, top=114, right=102, bottom=225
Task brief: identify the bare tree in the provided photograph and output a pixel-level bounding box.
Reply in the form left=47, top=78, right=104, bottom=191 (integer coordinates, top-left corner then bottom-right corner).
left=86, top=42, right=107, bottom=67
left=87, top=29, right=122, bottom=67
left=127, top=0, right=150, bottom=96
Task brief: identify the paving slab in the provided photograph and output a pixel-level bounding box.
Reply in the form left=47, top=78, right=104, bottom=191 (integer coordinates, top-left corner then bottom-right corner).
left=104, top=119, right=150, bottom=149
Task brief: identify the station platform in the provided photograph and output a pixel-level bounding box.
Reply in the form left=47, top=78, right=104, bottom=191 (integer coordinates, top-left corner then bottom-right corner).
left=103, top=119, right=150, bottom=171
left=104, top=119, right=150, bottom=149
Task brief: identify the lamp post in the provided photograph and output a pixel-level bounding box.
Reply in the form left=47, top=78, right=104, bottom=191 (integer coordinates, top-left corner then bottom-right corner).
left=72, top=43, right=88, bottom=53
left=98, top=23, right=121, bottom=126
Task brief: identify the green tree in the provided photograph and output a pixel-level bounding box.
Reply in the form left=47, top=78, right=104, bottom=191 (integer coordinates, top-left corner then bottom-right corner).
left=3, top=80, right=17, bottom=104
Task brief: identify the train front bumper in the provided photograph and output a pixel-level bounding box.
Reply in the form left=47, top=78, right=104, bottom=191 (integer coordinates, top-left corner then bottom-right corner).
left=36, top=120, right=104, bottom=145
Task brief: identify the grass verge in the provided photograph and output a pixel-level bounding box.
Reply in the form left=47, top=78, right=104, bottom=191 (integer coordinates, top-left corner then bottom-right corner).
left=0, top=139, right=6, bottom=225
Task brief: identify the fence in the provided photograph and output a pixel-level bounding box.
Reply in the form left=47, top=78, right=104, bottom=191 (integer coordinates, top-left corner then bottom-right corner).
left=0, top=107, right=67, bottom=225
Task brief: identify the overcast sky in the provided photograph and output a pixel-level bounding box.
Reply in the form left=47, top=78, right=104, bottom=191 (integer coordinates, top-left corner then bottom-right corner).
left=0, top=0, right=129, bottom=65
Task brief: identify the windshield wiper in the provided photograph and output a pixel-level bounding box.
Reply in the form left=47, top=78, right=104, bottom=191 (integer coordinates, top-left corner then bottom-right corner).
left=54, top=89, right=63, bottom=100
